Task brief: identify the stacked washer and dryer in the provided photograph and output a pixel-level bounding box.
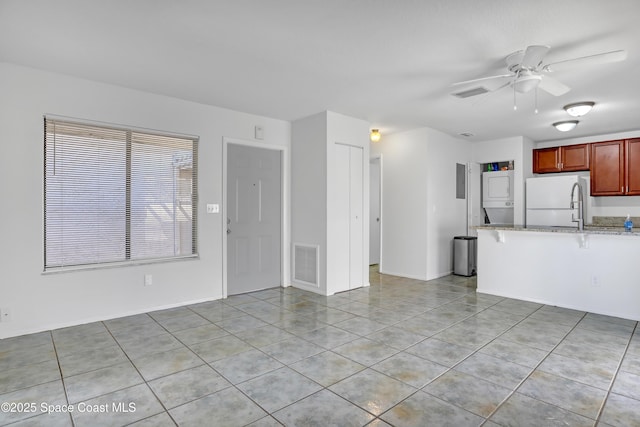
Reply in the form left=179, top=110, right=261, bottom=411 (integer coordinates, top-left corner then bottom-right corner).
left=482, top=170, right=515, bottom=225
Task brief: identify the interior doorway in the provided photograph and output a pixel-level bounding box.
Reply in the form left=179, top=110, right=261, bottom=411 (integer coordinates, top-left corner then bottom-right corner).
left=225, top=142, right=283, bottom=296
left=369, top=156, right=381, bottom=265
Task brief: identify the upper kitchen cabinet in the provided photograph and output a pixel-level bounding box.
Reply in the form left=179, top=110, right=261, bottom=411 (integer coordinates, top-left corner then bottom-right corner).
left=533, top=144, right=590, bottom=173
left=590, top=139, right=640, bottom=196
left=625, top=138, right=640, bottom=195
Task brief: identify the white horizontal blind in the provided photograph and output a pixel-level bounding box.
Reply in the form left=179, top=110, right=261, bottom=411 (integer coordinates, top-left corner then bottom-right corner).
left=44, top=118, right=198, bottom=270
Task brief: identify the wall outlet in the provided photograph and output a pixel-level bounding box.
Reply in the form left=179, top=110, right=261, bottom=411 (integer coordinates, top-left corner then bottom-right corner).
left=591, top=275, right=600, bottom=287
left=144, top=274, right=153, bottom=286
left=206, top=204, right=220, bottom=214
left=0, top=307, right=11, bottom=322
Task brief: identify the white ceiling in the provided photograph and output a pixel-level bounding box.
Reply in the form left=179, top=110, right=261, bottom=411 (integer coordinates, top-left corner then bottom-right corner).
left=2, top=0, right=639, bottom=142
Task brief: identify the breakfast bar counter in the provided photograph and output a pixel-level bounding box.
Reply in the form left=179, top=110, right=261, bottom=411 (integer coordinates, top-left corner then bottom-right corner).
left=475, top=225, right=640, bottom=321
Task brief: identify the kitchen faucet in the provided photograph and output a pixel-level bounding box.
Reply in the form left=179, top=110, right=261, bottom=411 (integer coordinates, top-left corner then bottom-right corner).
left=570, top=182, right=584, bottom=231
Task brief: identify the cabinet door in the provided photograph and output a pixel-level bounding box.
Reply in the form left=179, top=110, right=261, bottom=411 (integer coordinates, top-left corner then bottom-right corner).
left=561, top=144, right=590, bottom=171
left=533, top=147, right=560, bottom=173
left=590, top=140, right=624, bottom=196
left=626, top=138, right=640, bottom=195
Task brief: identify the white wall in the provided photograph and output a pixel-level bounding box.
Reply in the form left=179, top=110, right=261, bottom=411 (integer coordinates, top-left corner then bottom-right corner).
left=372, top=127, right=471, bottom=280
left=425, top=128, right=472, bottom=279
left=0, top=62, right=291, bottom=339
left=536, top=130, right=640, bottom=219
left=372, top=129, right=429, bottom=279
left=291, top=112, right=328, bottom=293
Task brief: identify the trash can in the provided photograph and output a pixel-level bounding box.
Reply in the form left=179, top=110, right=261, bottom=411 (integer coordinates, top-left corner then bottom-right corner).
left=453, top=236, right=477, bottom=276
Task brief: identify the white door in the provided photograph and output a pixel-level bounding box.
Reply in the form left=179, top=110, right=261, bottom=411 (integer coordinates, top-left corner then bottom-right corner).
left=227, top=144, right=281, bottom=295
left=369, top=157, right=381, bottom=265
left=335, top=143, right=364, bottom=291
left=349, top=147, right=364, bottom=287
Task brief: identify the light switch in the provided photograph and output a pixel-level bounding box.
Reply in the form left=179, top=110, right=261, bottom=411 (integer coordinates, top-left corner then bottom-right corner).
left=207, top=204, right=220, bottom=214
left=255, top=125, right=264, bottom=140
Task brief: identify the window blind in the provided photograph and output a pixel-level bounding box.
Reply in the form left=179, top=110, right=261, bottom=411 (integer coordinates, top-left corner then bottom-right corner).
left=44, top=118, right=198, bottom=270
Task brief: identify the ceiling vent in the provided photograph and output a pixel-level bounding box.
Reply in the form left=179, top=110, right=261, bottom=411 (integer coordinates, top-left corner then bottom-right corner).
left=452, top=87, right=489, bottom=98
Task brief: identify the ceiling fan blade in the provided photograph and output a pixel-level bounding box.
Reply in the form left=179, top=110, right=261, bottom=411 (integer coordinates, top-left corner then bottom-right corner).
left=491, top=81, right=512, bottom=93
left=543, top=50, right=627, bottom=72
left=538, top=75, right=571, bottom=96
left=521, top=45, right=550, bottom=69
left=451, top=74, right=512, bottom=86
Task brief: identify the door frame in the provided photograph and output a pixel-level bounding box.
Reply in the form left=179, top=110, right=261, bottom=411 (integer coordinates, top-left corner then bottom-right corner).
left=222, top=137, right=288, bottom=298
left=369, top=155, right=383, bottom=267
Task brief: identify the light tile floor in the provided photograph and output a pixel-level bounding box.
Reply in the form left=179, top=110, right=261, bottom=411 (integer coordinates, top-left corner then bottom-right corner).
left=1, top=268, right=639, bottom=426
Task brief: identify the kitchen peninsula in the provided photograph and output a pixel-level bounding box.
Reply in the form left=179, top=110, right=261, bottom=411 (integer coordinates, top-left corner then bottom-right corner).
left=476, top=225, right=640, bottom=321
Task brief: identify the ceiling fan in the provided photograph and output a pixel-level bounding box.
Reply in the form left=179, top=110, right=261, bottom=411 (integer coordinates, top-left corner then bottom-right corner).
left=451, top=45, right=627, bottom=99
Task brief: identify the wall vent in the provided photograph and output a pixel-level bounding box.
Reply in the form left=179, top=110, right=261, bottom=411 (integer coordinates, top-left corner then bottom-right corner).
left=452, top=87, right=489, bottom=98
left=293, top=243, right=319, bottom=287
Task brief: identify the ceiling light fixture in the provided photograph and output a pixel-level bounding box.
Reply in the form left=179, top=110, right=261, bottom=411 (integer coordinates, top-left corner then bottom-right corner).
left=370, top=129, right=381, bottom=142
left=564, top=102, right=595, bottom=117
left=553, top=120, right=579, bottom=132
left=512, top=73, right=542, bottom=94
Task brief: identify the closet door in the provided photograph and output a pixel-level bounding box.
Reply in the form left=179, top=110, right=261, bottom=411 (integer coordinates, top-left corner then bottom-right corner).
left=349, top=146, right=364, bottom=288
left=334, top=143, right=364, bottom=291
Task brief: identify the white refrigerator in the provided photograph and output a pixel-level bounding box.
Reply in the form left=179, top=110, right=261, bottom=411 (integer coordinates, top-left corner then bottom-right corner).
left=526, top=175, right=588, bottom=227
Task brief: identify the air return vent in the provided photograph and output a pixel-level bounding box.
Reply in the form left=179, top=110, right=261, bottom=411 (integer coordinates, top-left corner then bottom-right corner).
left=452, top=87, right=489, bottom=98
left=293, top=243, right=319, bottom=286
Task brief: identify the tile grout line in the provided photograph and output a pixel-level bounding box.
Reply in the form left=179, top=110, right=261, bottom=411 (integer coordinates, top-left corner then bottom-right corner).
left=477, top=307, right=590, bottom=426
left=218, top=280, right=476, bottom=424
left=102, top=318, right=179, bottom=426
left=593, top=321, right=638, bottom=425
left=6, top=274, right=637, bottom=427
left=331, top=283, right=510, bottom=423
left=50, top=330, right=75, bottom=427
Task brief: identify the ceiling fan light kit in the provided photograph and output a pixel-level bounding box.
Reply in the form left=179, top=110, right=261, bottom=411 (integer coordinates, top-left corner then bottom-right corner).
left=451, top=44, right=622, bottom=135
left=512, top=73, right=542, bottom=94
left=553, top=120, right=579, bottom=132
left=451, top=45, right=625, bottom=102
left=564, top=102, right=595, bottom=117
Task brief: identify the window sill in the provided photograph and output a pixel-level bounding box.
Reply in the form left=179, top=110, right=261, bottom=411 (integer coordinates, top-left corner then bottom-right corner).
left=42, top=254, right=199, bottom=275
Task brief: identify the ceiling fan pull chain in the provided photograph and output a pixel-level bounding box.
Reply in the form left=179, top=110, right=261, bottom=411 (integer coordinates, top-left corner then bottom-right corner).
left=513, top=83, right=517, bottom=111
left=534, top=88, right=539, bottom=114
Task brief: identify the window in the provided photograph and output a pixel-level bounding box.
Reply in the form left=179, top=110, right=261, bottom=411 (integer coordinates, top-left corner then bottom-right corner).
left=44, top=118, right=198, bottom=271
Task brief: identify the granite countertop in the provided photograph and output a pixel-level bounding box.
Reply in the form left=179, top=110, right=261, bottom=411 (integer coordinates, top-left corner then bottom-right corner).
left=475, top=224, right=640, bottom=236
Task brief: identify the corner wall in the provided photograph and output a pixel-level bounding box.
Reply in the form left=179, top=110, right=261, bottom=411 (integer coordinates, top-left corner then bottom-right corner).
left=425, top=128, right=473, bottom=279
left=291, top=113, right=328, bottom=293
left=372, top=127, right=471, bottom=280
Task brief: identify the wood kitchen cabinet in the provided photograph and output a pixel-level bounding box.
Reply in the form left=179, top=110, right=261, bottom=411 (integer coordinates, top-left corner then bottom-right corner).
left=533, top=144, right=590, bottom=173
left=590, top=139, right=640, bottom=196
left=625, top=138, right=640, bottom=195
